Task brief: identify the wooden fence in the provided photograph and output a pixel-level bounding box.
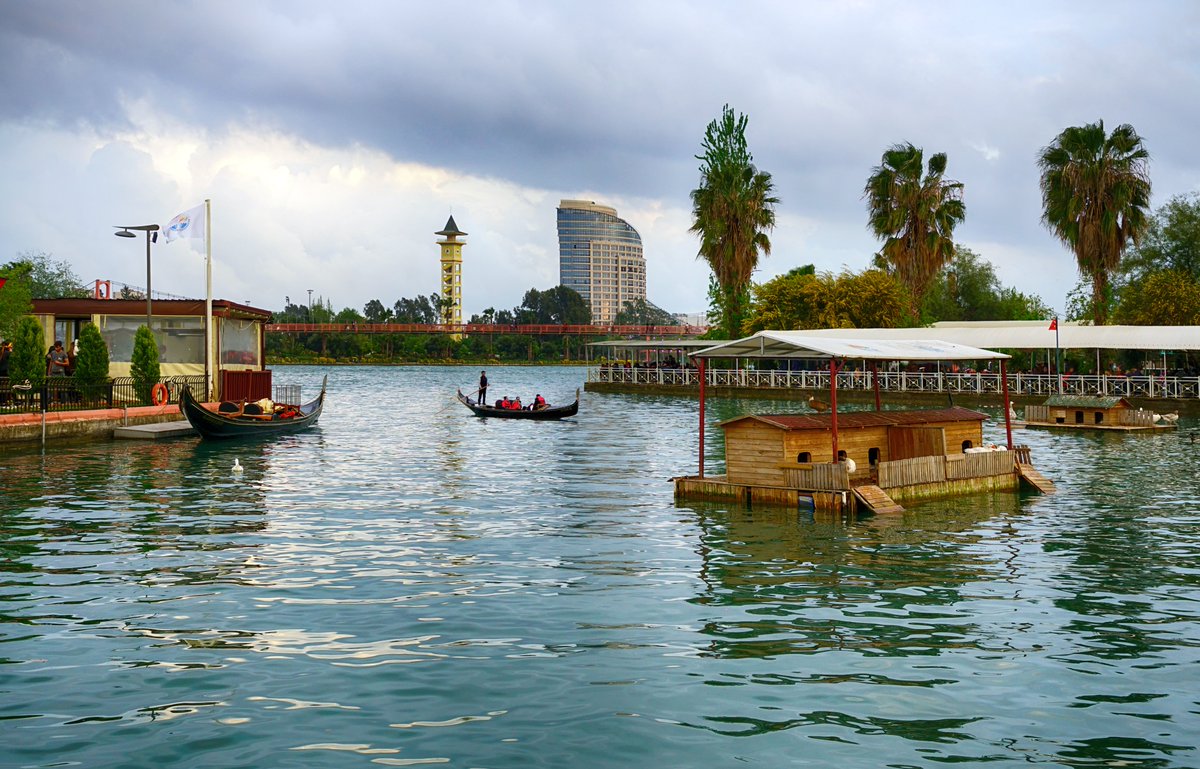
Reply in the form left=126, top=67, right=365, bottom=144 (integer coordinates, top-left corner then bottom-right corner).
left=1025, top=404, right=1158, bottom=427
left=878, top=451, right=1015, bottom=489
left=784, top=463, right=850, bottom=491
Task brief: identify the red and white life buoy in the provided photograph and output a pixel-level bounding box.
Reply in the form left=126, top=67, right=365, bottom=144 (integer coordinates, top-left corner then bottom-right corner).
left=151, top=382, right=169, bottom=406
left=94, top=280, right=111, bottom=300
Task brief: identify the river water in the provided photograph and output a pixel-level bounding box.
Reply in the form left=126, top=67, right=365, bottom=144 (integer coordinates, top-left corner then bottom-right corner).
left=2, top=365, right=1197, bottom=768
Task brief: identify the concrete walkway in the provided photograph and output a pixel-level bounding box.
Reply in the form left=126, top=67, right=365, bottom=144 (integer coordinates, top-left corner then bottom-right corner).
left=0, top=403, right=195, bottom=445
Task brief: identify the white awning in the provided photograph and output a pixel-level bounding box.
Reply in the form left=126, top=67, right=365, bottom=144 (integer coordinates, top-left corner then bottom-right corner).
left=691, top=331, right=1010, bottom=361
left=797, top=322, right=1200, bottom=351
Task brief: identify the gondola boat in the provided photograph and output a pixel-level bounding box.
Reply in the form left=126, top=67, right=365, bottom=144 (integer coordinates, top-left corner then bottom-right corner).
left=181, top=376, right=327, bottom=439
left=456, top=388, right=579, bottom=420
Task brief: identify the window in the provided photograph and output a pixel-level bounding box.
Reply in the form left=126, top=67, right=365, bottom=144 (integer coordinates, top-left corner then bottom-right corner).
left=796, top=451, right=811, bottom=463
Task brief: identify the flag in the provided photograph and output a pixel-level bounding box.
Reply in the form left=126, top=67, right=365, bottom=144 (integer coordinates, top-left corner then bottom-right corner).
left=163, top=203, right=206, bottom=242
left=1048, top=318, right=1057, bottom=331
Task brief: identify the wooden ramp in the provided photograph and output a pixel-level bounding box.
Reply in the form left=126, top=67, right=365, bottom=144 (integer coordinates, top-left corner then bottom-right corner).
left=853, top=485, right=905, bottom=514
left=1017, top=463, right=1056, bottom=494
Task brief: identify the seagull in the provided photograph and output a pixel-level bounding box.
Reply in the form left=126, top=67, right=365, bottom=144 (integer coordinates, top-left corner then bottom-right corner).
left=1161, top=412, right=1179, bottom=424
left=232, top=458, right=244, bottom=474
left=807, top=396, right=829, bottom=412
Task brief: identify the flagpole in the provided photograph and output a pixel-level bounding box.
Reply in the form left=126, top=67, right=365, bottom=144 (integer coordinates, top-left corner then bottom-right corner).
left=1054, top=316, right=1062, bottom=394
left=205, top=198, right=214, bottom=401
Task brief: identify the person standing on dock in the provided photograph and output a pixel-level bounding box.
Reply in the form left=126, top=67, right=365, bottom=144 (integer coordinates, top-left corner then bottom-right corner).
left=478, top=370, right=488, bottom=406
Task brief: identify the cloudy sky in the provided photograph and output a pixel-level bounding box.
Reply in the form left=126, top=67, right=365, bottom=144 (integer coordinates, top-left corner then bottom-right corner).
left=1, top=1, right=1197, bottom=319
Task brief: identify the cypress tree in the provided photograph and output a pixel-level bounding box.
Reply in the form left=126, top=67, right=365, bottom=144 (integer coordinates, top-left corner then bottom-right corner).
left=9, top=316, right=46, bottom=388
left=74, top=322, right=110, bottom=401
left=130, top=325, right=160, bottom=405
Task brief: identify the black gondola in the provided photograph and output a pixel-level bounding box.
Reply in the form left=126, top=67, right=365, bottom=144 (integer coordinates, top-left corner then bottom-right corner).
left=181, top=376, right=326, bottom=439
left=456, top=388, right=579, bottom=420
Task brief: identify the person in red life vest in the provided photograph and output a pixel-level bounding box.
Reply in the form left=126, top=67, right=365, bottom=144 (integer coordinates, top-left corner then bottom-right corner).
left=533, top=394, right=547, bottom=411
left=500, top=396, right=511, bottom=409
left=512, top=397, right=523, bottom=410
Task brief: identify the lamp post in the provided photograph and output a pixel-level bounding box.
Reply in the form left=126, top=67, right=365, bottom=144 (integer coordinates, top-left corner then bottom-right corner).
left=114, top=224, right=160, bottom=331
left=308, top=289, right=314, bottom=322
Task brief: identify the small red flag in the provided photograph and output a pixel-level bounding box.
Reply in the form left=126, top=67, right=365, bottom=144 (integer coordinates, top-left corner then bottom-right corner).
left=0, top=278, right=6, bottom=289
left=1048, top=318, right=1057, bottom=331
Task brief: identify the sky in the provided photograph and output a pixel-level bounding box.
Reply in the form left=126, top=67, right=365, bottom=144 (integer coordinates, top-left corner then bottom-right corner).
left=1, top=1, right=1197, bottom=320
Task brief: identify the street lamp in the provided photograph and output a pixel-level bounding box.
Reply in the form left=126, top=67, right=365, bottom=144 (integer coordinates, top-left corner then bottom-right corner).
left=308, top=289, right=314, bottom=322
left=114, top=224, right=160, bottom=330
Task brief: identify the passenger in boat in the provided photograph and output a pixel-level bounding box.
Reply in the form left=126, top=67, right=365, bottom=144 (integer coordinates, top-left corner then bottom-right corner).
left=533, top=394, right=547, bottom=410
left=499, top=396, right=511, bottom=409
left=512, top=397, right=523, bottom=410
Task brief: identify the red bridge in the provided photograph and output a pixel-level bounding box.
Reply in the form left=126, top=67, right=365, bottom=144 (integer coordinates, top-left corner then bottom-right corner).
left=266, top=323, right=706, bottom=336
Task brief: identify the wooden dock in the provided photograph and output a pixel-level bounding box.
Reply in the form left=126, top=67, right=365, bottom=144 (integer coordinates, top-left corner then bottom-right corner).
left=114, top=420, right=196, bottom=440
left=1016, top=463, right=1056, bottom=493
left=853, top=484, right=904, bottom=514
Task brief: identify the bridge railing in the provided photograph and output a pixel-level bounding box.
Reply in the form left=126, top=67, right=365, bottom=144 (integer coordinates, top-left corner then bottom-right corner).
left=588, top=366, right=1200, bottom=400
left=266, top=322, right=706, bottom=336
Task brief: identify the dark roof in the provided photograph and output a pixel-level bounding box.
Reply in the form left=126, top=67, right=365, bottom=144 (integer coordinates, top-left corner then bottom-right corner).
left=32, top=298, right=271, bottom=320
left=720, top=407, right=989, bottom=431
left=1043, top=395, right=1131, bottom=408
left=436, top=215, right=467, bottom=237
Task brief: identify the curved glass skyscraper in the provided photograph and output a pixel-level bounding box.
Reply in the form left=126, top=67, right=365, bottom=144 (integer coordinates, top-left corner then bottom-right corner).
left=556, top=199, right=646, bottom=324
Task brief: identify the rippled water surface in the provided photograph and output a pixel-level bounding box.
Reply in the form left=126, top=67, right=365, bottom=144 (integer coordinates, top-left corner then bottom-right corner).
left=2, top=365, right=1198, bottom=768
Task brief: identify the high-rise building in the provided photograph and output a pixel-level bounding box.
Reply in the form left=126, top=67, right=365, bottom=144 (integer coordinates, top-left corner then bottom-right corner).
left=436, top=215, right=465, bottom=338
left=556, top=199, right=646, bottom=324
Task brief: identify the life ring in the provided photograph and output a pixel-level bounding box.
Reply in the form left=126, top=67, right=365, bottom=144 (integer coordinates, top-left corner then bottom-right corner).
left=151, top=382, right=169, bottom=406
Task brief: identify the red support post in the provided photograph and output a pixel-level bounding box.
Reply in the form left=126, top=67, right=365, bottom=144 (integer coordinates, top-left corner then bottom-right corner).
left=829, top=358, right=840, bottom=462
left=698, top=357, right=706, bottom=478
left=871, top=361, right=881, bottom=411
left=1001, top=358, right=1014, bottom=450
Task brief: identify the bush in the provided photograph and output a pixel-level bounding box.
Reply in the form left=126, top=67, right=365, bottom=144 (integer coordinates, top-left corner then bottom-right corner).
left=130, top=325, right=160, bottom=404
left=9, top=316, right=46, bottom=389
left=74, top=322, right=110, bottom=400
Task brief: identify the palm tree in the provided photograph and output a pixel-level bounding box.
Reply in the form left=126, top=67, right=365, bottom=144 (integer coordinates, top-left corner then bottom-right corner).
left=1038, top=120, right=1151, bottom=325
left=864, top=143, right=965, bottom=320
left=690, top=105, right=779, bottom=338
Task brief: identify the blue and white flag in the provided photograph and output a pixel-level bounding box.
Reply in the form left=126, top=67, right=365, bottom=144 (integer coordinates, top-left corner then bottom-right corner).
left=163, top=203, right=206, bottom=243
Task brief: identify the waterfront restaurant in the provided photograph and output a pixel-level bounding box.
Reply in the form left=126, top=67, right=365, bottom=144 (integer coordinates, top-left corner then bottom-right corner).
left=675, top=332, right=1054, bottom=514
left=29, top=296, right=271, bottom=400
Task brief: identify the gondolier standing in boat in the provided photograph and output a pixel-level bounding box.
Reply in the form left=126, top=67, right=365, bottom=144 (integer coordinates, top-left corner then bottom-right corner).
left=478, top=370, right=488, bottom=406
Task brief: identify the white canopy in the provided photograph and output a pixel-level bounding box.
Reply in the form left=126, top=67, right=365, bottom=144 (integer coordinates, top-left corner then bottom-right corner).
left=798, top=322, right=1200, bottom=351
left=692, top=331, right=1010, bottom=361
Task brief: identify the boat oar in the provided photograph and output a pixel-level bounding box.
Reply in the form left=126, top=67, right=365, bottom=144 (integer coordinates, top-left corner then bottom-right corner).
left=436, top=388, right=480, bottom=415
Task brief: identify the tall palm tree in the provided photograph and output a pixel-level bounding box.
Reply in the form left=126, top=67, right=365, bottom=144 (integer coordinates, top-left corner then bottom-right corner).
left=1038, top=120, right=1151, bottom=325
left=864, top=143, right=966, bottom=320
left=690, top=105, right=778, bottom=338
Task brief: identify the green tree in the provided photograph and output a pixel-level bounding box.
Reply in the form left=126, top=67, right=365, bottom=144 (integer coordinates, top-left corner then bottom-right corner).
left=363, top=299, right=391, bottom=323
left=614, top=298, right=678, bottom=326
left=865, top=142, right=965, bottom=319
left=921, top=247, right=1052, bottom=322
left=9, top=315, right=46, bottom=389
left=130, top=325, right=160, bottom=405
left=1113, top=270, right=1200, bottom=325
left=690, top=104, right=778, bottom=339
left=1038, top=120, right=1152, bottom=325
left=73, top=322, right=110, bottom=400
left=1120, top=193, right=1200, bottom=282
left=2, top=251, right=87, bottom=299
left=746, top=268, right=911, bottom=332
left=515, top=286, right=590, bottom=324
left=0, top=266, right=34, bottom=342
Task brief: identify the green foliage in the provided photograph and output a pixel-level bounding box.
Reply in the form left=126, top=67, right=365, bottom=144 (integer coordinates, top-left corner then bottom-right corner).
left=363, top=299, right=391, bottom=323
left=613, top=298, right=678, bottom=326
left=393, top=294, right=442, bottom=323
left=9, top=316, right=46, bottom=388
left=690, top=105, right=778, bottom=339
left=865, top=143, right=965, bottom=318
left=920, top=248, right=1052, bottom=322
left=1113, top=270, right=1200, bottom=325
left=2, top=251, right=87, bottom=299
left=73, top=322, right=110, bottom=399
left=1120, top=193, right=1200, bottom=282
left=1038, top=120, right=1152, bottom=325
left=130, top=325, right=160, bottom=405
left=0, top=266, right=34, bottom=342
left=746, top=268, right=912, bottom=332
left=514, top=286, right=591, bottom=324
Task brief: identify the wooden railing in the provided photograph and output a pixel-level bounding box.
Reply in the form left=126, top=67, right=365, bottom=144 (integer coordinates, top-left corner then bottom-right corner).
left=1025, top=404, right=1160, bottom=427
left=878, top=451, right=1015, bottom=489
left=784, top=463, right=850, bottom=491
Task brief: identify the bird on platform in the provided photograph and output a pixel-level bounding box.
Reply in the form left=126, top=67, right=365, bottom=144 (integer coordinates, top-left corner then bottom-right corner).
left=1161, top=412, right=1179, bottom=424
left=807, top=396, right=829, bottom=411
left=232, top=458, right=244, bottom=475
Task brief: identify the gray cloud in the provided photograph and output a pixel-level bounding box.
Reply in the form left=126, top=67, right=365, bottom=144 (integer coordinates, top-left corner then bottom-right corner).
left=1, top=0, right=1197, bottom=315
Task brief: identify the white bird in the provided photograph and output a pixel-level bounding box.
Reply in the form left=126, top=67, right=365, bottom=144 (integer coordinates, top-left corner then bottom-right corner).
left=1162, top=412, right=1179, bottom=424
left=232, top=458, right=244, bottom=474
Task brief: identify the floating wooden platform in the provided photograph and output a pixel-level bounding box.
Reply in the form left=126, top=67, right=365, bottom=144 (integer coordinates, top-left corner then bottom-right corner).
left=114, top=420, right=196, bottom=440
left=1022, top=421, right=1176, bottom=432
left=1016, top=463, right=1056, bottom=494
left=853, top=484, right=904, bottom=514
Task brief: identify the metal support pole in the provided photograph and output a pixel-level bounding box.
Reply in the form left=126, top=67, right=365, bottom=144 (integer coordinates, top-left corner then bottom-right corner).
left=829, top=358, right=840, bottom=462
left=1001, top=358, right=1014, bottom=450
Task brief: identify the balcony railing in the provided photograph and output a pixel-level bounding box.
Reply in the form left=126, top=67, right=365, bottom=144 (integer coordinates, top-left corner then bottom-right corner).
left=588, top=366, right=1200, bottom=400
